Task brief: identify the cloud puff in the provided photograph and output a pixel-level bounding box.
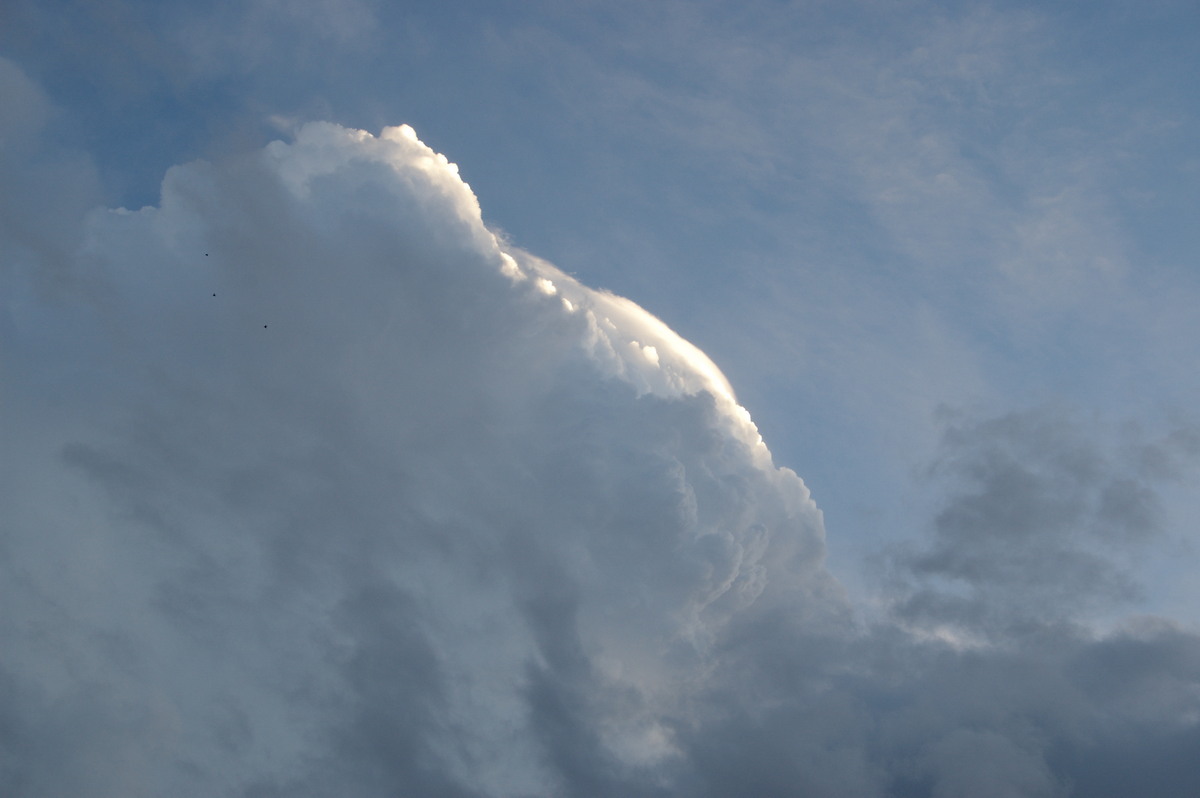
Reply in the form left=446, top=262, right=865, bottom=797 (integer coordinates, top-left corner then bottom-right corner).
left=4, top=121, right=1200, bottom=797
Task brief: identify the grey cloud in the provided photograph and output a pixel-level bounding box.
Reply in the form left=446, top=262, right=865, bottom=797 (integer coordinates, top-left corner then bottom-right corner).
left=5, top=120, right=1200, bottom=797
left=0, top=57, right=101, bottom=288
left=2, top=121, right=833, bottom=796
left=885, top=406, right=1197, bottom=635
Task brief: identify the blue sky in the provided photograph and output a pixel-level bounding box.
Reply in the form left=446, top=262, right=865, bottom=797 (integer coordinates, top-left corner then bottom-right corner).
left=4, top=1, right=1200, bottom=795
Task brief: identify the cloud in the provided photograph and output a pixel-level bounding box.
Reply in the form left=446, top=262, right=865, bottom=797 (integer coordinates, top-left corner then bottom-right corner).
left=1, top=121, right=834, bottom=796
left=884, top=406, right=1200, bottom=638
left=0, top=57, right=101, bottom=287
left=5, top=120, right=1200, bottom=797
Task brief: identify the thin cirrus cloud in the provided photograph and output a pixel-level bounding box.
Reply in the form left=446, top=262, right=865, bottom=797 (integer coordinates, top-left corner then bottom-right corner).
left=3, top=114, right=1200, bottom=796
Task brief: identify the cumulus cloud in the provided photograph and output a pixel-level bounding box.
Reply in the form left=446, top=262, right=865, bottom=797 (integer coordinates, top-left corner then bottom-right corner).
left=1, top=121, right=835, bottom=796
left=4, top=121, right=1200, bottom=797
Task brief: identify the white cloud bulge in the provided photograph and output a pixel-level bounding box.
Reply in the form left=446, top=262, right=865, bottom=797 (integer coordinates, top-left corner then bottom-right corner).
left=4, top=119, right=1200, bottom=797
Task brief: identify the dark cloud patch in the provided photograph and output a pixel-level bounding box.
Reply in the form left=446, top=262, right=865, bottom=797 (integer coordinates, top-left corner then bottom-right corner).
left=885, top=406, right=1198, bottom=635
left=1045, top=619, right=1200, bottom=797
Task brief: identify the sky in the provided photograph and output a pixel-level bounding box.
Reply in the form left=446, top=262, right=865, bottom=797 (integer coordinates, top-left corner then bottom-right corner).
left=2, top=1, right=1200, bottom=795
